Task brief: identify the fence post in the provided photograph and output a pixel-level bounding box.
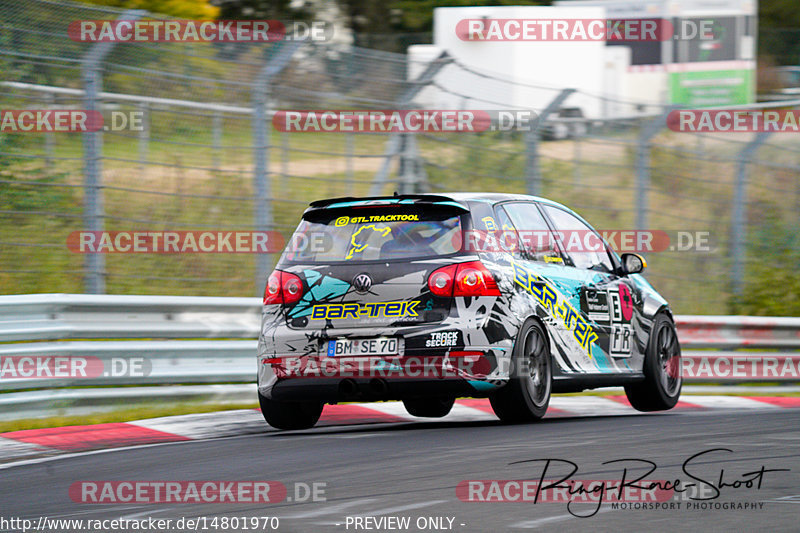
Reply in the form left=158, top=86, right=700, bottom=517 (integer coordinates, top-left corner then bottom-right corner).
left=212, top=110, right=222, bottom=172
left=345, top=131, right=354, bottom=194
left=81, top=9, right=144, bottom=294
left=252, top=41, right=302, bottom=295
left=573, top=125, right=581, bottom=189
left=369, top=134, right=402, bottom=196
left=280, top=128, right=290, bottom=195
left=43, top=92, right=54, bottom=171
left=369, top=51, right=452, bottom=196
left=525, top=88, right=574, bottom=196
left=137, top=102, right=149, bottom=173
left=635, top=107, right=673, bottom=232
left=732, top=131, right=771, bottom=297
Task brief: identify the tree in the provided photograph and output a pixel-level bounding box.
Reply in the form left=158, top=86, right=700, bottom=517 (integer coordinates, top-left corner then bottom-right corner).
left=390, top=0, right=549, bottom=33
left=76, top=0, right=218, bottom=19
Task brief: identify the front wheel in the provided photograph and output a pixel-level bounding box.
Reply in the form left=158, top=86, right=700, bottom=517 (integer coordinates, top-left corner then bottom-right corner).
left=625, top=313, right=682, bottom=411
left=490, top=319, right=552, bottom=423
left=258, top=391, right=323, bottom=430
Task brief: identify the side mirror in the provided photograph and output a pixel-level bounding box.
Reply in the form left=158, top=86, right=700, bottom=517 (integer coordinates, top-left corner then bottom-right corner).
left=621, top=253, right=647, bottom=275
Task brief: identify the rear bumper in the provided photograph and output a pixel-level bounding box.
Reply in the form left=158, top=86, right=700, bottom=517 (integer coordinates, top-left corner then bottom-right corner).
left=268, top=376, right=482, bottom=403
left=257, top=298, right=517, bottom=401
left=256, top=352, right=506, bottom=401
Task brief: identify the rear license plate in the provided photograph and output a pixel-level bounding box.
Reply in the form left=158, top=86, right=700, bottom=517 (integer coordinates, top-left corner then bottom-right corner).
left=324, top=338, right=400, bottom=357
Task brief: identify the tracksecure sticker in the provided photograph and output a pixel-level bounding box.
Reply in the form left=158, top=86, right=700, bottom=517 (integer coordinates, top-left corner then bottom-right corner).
left=425, top=331, right=460, bottom=348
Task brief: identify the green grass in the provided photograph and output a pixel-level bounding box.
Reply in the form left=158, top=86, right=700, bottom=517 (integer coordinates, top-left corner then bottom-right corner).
left=2, top=119, right=799, bottom=315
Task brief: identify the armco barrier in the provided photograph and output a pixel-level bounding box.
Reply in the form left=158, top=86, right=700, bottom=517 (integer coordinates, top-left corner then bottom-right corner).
left=0, top=295, right=798, bottom=415
left=675, top=315, right=800, bottom=350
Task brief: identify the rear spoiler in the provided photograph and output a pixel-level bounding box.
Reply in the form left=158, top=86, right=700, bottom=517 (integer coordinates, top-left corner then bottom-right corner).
left=308, top=194, right=466, bottom=209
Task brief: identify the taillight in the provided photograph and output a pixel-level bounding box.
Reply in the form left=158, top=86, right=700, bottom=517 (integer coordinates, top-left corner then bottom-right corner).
left=428, top=264, right=457, bottom=297
left=263, top=270, right=304, bottom=305
left=427, top=261, right=500, bottom=297
left=455, top=261, right=500, bottom=296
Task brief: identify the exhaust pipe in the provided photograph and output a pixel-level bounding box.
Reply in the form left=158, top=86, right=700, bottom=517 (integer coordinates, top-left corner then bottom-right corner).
left=369, top=378, right=388, bottom=396
left=338, top=379, right=359, bottom=397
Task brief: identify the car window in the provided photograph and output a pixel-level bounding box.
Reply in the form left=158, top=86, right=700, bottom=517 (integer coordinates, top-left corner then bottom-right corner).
left=540, top=205, right=614, bottom=272
left=499, top=203, right=564, bottom=264
left=284, top=207, right=462, bottom=263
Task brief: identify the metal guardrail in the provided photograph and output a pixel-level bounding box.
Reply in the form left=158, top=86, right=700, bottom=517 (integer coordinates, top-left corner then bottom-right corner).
left=0, top=294, right=260, bottom=392
left=675, top=315, right=800, bottom=350
left=0, top=293, right=261, bottom=342
left=0, top=294, right=798, bottom=418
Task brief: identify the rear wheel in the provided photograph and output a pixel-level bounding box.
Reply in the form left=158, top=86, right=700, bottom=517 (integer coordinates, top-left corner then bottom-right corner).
left=625, top=313, right=682, bottom=411
left=258, top=391, right=323, bottom=430
left=490, top=319, right=551, bottom=423
left=403, top=396, right=455, bottom=418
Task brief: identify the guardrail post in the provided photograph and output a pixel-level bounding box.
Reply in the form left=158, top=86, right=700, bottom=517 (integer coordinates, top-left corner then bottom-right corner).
left=81, top=9, right=145, bottom=294
left=635, top=106, right=674, bottom=232
left=525, top=88, right=574, bottom=196
left=252, top=41, right=302, bottom=295
left=732, top=131, right=772, bottom=298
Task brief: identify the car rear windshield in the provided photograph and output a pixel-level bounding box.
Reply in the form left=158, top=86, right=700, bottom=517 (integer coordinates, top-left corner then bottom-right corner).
left=283, top=206, right=464, bottom=263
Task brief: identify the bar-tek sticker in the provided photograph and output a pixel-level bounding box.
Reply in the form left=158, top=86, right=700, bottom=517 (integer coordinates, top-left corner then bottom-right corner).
left=511, top=260, right=598, bottom=354
left=311, top=301, right=419, bottom=320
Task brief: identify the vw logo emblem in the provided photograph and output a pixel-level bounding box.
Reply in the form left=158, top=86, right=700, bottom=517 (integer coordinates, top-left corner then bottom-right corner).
left=352, top=273, right=372, bottom=294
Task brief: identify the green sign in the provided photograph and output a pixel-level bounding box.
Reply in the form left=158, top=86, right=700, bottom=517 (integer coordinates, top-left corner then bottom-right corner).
left=669, top=68, right=754, bottom=106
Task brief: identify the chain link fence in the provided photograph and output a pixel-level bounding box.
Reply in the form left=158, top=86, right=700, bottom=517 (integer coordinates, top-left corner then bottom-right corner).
left=1, top=0, right=799, bottom=315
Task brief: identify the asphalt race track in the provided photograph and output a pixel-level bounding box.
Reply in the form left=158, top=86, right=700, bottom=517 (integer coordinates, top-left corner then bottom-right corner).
left=1, top=404, right=799, bottom=533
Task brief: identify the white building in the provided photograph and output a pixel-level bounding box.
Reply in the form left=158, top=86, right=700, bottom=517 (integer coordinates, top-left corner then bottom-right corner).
left=409, top=1, right=756, bottom=119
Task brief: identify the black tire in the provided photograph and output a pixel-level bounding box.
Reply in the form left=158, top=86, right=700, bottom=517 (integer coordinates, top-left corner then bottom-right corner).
left=625, top=313, right=682, bottom=412
left=403, top=396, right=455, bottom=418
left=490, top=319, right=552, bottom=423
left=258, top=391, right=323, bottom=430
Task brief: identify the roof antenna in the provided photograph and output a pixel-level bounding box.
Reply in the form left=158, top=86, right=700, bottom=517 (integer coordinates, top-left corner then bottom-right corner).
left=393, top=191, right=399, bottom=197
